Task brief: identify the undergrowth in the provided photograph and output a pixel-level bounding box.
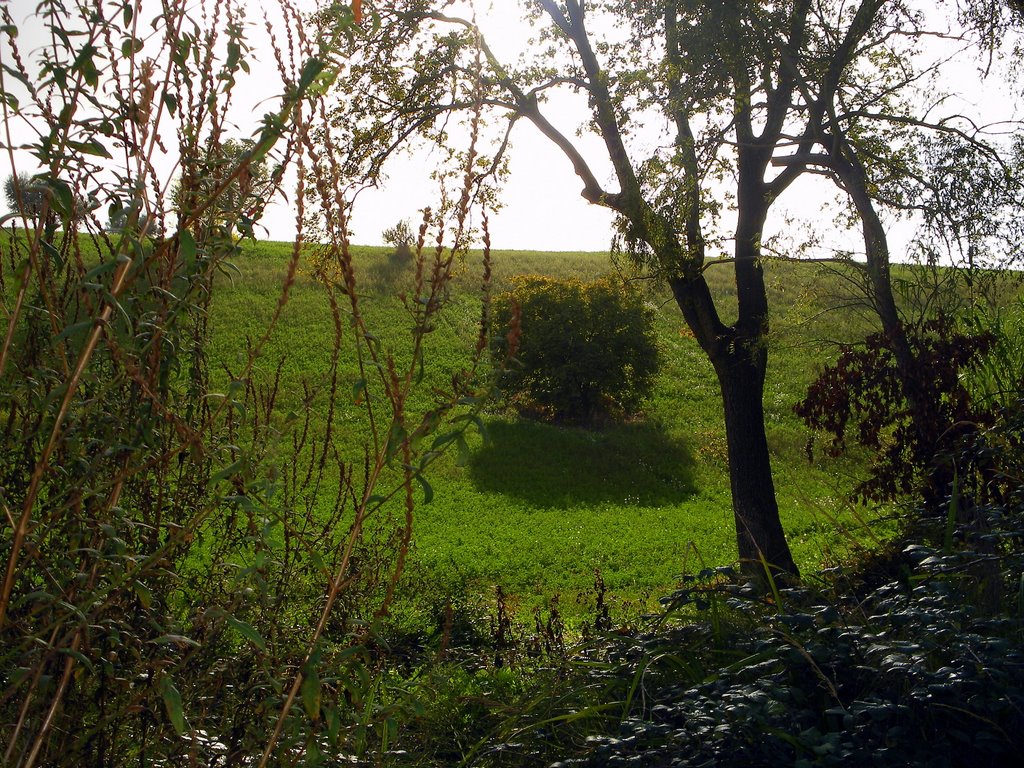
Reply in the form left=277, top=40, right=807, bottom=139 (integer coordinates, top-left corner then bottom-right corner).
left=368, top=406, right=1024, bottom=767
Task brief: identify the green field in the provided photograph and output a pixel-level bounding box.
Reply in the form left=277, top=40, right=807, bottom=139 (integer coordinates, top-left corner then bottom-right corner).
left=205, top=241, right=885, bottom=620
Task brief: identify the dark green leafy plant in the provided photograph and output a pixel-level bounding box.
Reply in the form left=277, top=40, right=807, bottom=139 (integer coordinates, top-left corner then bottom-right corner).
left=463, top=438, right=1024, bottom=767
left=492, top=276, right=660, bottom=426
left=795, top=316, right=997, bottom=503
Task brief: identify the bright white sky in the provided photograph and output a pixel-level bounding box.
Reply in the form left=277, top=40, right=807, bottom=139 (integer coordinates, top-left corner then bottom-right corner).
left=298, top=0, right=621, bottom=252
left=2, top=0, right=1020, bottom=255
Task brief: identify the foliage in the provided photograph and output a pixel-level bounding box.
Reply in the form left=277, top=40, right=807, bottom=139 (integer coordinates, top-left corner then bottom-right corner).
left=960, top=296, right=1024, bottom=412
left=0, top=1, right=493, bottom=765
left=173, top=137, right=274, bottom=240
left=432, top=405, right=1024, bottom=768
left=795, top=316, right=997, bottom=503
left=383, top=218, right=415, bottom=262
left=491, top=276, right=660, bottom=425
left=2, top=172, right=48, bottom=220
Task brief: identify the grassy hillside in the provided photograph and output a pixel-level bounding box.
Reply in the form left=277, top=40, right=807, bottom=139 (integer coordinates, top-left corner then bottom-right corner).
left=207, top=241, right=888, bottom=620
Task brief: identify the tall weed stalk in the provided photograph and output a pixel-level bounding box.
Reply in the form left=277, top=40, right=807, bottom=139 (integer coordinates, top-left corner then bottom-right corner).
left=0, top=1, right=493, bottom=765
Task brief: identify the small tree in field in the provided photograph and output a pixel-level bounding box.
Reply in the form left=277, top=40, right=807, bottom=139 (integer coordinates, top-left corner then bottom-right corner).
left=492, top=276, right=660, bottom=426
left=3, top=172, right=48, bottom=220
left=383, top=218, right=415, bottom=262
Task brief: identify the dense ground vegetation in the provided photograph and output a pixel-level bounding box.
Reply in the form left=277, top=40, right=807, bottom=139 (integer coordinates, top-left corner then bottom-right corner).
left=193, top=241, right=1024, bottom=768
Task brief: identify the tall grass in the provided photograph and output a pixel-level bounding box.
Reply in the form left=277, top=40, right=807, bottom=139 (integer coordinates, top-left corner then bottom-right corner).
left=0, top=2, right=496, bottom=764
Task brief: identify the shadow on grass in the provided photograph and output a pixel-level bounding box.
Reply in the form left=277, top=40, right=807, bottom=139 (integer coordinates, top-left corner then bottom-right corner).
left=468, top=418, right=697, bottom=508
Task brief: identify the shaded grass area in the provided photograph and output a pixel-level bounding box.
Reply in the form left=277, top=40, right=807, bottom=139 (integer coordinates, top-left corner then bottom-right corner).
left=467, top=420, right=696, bottom=508
left=207, top=241, right=887, bottom=618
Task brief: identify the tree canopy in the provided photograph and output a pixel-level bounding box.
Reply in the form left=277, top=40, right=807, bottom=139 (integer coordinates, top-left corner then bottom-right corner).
left=3, top=172, right=49, bottom=221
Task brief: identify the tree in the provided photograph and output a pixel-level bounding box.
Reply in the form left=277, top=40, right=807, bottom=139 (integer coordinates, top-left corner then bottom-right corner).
left=492, top=276, right=660, bottom=424
left=776, top=1, right=1022, bottom=501
left=3, top=172, right=49, bottom=220
left=173, top=138, right=275, bottom=239
left=383, top=218, right=415, bottom=261
left=331, top=1, right=1019, bottom=578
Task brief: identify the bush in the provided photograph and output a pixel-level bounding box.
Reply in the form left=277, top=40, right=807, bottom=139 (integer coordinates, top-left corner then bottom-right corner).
left=492, top=276, right=660, bottom=425
left=0, top=2, right=493, bottom=764
left=383, top=218, right=415, bottom=262
left=795, top=315, right=997, bottom=503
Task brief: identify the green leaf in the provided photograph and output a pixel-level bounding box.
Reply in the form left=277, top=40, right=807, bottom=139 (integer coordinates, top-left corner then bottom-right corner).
left=46, top=178, right=74, bottom=218
left=415, top=473, right=433, bottom=504
left=56, top=319, right=95, bottom=342
left=455, top=433, right=471, bottom=468
left=58, top=646, right=95, bottom=673
left=83, top=258, right=118, bottom=281
left=227, top=616, right=266, bottom=651
left=178, top=229, right=197, bottom=267
left=1, top=24, right=18, bottom=38
left=352, top=378, right=366, bottom=403
left=301, top=668, right=321, bottom=721
left=72, top=44, right=101, bottom=88
left=67, top=139, right=111, bottom=159
left=384, top=422, right=407, bottom=464
left=211, top=458, right=244, bottom=485
left=134, top=581, right=153, bottom=609
left=325, top=705, right=341, bottom=746
left=120, top=37, right=143, bottom=56
left=297, top=57, right=327, bottom=95
left=226, top=40, right=241, bottom=71
left=469, top=414, right=489, bottom=445
left=309, top=550, right=327, bottom=574
left=40, top=239, right=63, bottom=270
left=152, top=634, right=201, bottom=648
left=161, top=676, right=186, bottom=734
left=415, top=348, right=425, bottom=384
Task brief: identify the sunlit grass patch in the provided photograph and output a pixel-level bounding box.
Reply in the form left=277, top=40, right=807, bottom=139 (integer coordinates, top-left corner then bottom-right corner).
left=207, top=240, right=900, bottom=621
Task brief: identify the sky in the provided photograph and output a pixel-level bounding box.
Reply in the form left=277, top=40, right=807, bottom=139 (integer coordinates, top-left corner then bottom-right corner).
left=285, top=0, right=621, bottom=252
left=2, top=1, right=1021, bottom=255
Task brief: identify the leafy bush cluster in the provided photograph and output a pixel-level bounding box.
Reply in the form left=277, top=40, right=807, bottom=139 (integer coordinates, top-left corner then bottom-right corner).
left=0, top=2, right=493, bottom=765
left=492, top=276, right=660, bottom=425
left=541, top=548, right=1024, bottom=767
left=795, top=315, right=997, bottom=502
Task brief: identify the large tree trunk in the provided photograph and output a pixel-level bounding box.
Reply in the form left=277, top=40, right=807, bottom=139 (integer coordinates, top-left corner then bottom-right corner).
left=714, top=347, right=798, bottom=578
left=670, top=275, right=799, bottom=580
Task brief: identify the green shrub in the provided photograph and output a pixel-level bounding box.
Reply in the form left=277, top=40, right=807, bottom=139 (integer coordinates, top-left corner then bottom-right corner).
left=492, top=275, right=660, bottom=425
left=383, top=218, right=415, bottom=263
